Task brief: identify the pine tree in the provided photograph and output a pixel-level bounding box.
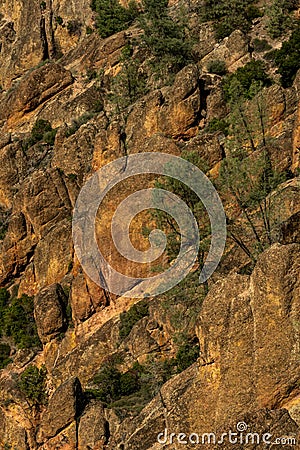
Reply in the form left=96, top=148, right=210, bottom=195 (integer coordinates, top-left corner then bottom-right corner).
left=92, top=0, right=139, bottom=38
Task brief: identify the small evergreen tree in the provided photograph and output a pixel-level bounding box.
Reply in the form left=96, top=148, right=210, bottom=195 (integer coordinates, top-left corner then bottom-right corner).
left=223, top=60, right=272, bottom=101
left=139, top=0, right=191, bottom=72
left=2, top=294, right=41, bottom=349
left=266, top=0, right=298, bottom=39
left=18, top=365, right=47, bottom=408
left=0, top=343, right=11, bottom=369
left=151, top=151, right=210, bottom=293
left=217, top=148, right=286, bottom=262
left=91, top=0, right=139, bottom=38
left=202, top=0, right=262, bottom=40
left=109, top=44, right=148, bottom=112
left=274, top=22, right=300, bottom=87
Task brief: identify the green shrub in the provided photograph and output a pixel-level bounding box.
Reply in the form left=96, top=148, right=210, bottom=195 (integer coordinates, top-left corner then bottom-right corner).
left=217, top=150, right=287, bottom=261
left=93, top=365, right=122, bottom=403
left=18, top=365, right=47, bottom=406
left=274, top=22, right=300, bottom=87
left=89, top=338, right=199, bottom=415
left=0, top=343, right=11, bottom=369
left=202, top=0, right=262, bottom=40
left=119, top=371, right=140, bottom=396
left=119, top=300, right=149, bottom=340
left=91, top=364, right=140, bottom=404
left=55, top=16, right=63, bottom=26
left=31, top=119, right=52, bottom=141
left=24, top=119, right=57, bottom=149
left=223, top=60, right=272, bottom=101
left=252, top=38, right=272, bottom=53
left=175, top=337, right=199, bottom=373
left=207, top=59, right=227, bottom=75
left=1, top=294, right=41, bottom=349
left=207, top=117, right=229, bottom=135
left=109, top=44, right=148, bottom=111
left=0, top=288, right=9, bottom=310
left=139, top=0, right=191, bottom=71
left=42, top=129, right=57, bottom=145
left=91, top=0, right=139, bottom=38
left=266, top=0, right=298, bottom=39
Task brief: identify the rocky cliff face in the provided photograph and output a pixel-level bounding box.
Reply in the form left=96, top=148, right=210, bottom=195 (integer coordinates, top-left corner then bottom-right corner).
left=0, top=0, right=300, bottom=449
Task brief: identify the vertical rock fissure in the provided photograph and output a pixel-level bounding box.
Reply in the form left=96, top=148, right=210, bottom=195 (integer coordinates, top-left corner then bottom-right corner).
left=48, top=0, right=57, bottom=59
left=104, top=419, right=111, bottom=445
left=158, top=390, right=177, bottom=449
left=40, top=14, right=49, bottom=61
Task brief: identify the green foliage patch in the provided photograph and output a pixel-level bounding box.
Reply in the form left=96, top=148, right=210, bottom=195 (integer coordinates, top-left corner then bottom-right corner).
left=119, top=300, right=149, bottom=341
left=207, top=59, right=227, bottom=75
left=18, top=365, right=47, bottom=406
left=91, top=0, right=139, bottom=38
left=266, top=0, right=298, bottom=39
left=0, top=343, right=11, bottom=369
left=217, top=150, right=287, bottom=261
left=0, top=290, right=41, bottom=350
left=223, top=60, right=272, bottom=101
left=274, top=22, right=300, bottom=88
left=108, top=44, right=148, bottom=111
left=202, top=0, right=262, bottom=40
left=23, top=119, right=57, bottom=149
left=207, top=117, right=229, bottom=135
left=88, top=336, right=199, bottom=415
left=252, top=38, right=272, bottom=53
left=139, top=0, right=191, bottom=71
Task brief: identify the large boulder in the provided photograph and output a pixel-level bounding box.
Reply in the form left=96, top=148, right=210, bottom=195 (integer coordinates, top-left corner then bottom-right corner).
left=34, top=283, right=67, bottom=344
left=37, top=377, right=83, bottom=443
left=0, top=62, right=73, bottom=124
left=78, top=401, right=108, bottom=450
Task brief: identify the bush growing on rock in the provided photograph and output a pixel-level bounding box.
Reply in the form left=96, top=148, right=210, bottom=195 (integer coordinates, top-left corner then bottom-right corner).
left=252, top=38, right=272, bottom=53
left=223, top=60, right=272, bottom=100
left=266, top=0, right=298, bottom=39
left=89, top=338, right=199, bottom=415
left=23, top=119, right=57, bottom=149
left=202, top=0, right=262, bottom=40
left=119, top=299, right=149, bottom=340
left=175, top=337, right=199, bottom=372
left=91, top=0, right=139, bottom=38
left=274, top=22, right=300, bottom=87
left=0, top=343, right=11, bottom=369
left=139, top=0, right=191, bottom=71
left=207, top=59, right=227, bottom=75
left=0, top=292, right=41, bottom=349
left=18, top=365, right=47, bottom=407
left=207, top=117, right=229, bottom=135
left=108, top=44, right=148, bottom=111
left=217, top=150, right=287, bottom=262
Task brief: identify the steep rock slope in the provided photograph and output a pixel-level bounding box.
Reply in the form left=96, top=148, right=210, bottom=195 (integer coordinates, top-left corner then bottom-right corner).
left=0, top=0, right=299, bottom=449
